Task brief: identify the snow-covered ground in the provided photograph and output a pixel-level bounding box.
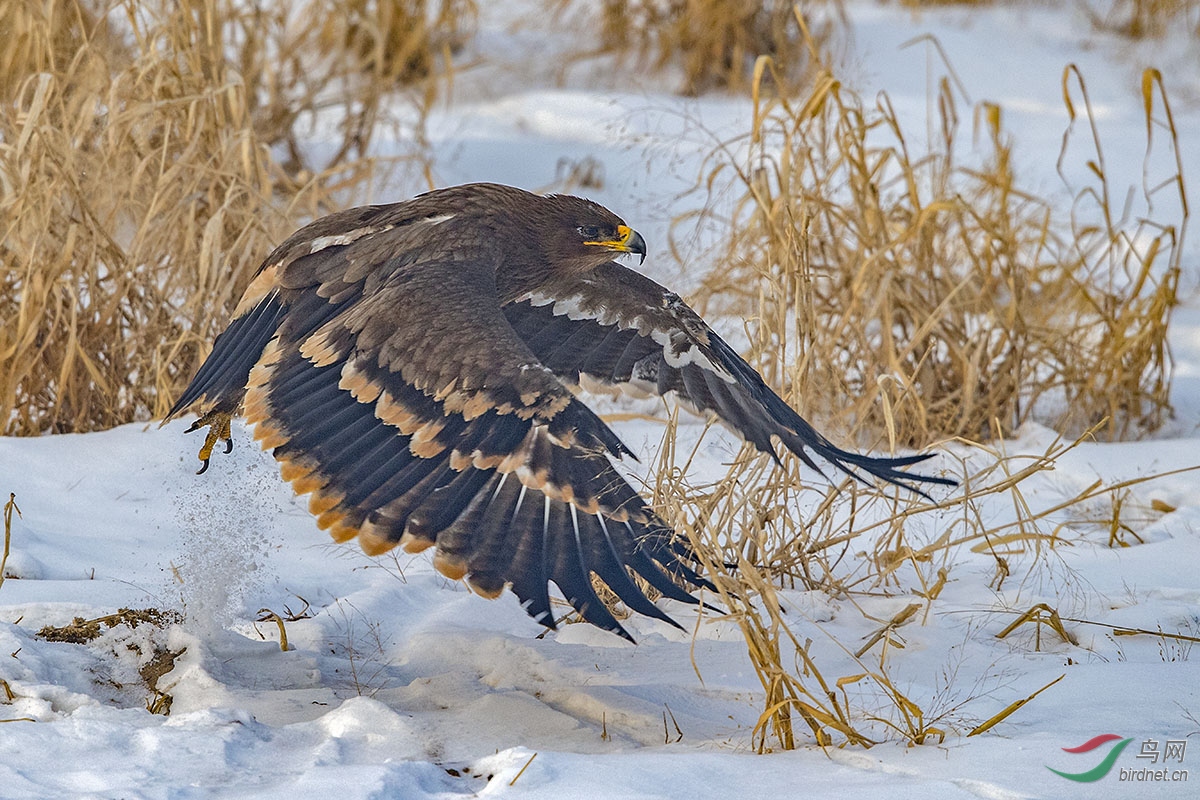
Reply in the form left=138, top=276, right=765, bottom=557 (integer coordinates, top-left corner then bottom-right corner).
left=2, top=2, right=1199, bottom=797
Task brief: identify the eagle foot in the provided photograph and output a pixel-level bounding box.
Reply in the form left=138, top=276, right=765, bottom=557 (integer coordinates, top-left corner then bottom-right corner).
left=186, top=409, right=234, bottom=474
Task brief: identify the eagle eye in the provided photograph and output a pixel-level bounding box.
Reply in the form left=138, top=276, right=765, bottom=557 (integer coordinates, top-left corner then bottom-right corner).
left=577, top=224, right=604, bottom=241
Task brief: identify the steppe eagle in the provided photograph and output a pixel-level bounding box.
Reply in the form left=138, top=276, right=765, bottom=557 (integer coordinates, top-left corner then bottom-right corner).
left=166, top=182, right=953, bottom=639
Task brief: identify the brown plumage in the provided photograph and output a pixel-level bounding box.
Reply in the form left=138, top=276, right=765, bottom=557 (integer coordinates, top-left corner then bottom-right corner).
left=166, top=182, right=953, bottom=640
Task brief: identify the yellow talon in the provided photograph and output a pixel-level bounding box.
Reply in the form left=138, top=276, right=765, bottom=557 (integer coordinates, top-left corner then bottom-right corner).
left=188, top=409, right=234, bottom=474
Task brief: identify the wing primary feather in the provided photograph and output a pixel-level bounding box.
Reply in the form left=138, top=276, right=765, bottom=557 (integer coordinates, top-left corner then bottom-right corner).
left=550, top=401, right=636, bottom=461
left=449, top=411, right=530, bottom=462
left=336, top=439, right=420, bottom=510
left=678, top=364, right=717, bottom=415
left=168, top=295, right=285, bottom=417
left=506, top=492, right=553, bottom=627
left=275, top=383, right=375, bottom=458
left=703, top=334, right=955, bottom=498
left=580, top=327, right=640, bottom=379
left=410, top=466, right=495, bottom=547
left=559, top=503, right=632, bottom=640
left=610, top=335, right=660, bottom=384
left=621, top=520, right=712, bottom=603
left=316, top=411, right=411, bottom=482
left=274, top=263, right=364, bottom=343
left=505, top=304, right=579, bottom=356
left=268, top=350, right=340, bottom=403
left=697, top=367, right=780, bottom=459
left=588, top=513, right=684, bottom=629
left=512, top=483, right=529, bottom=523
left=267, top=358, right=346, bottom=428
left=539, top=317, right=605, bottom=373
left=462, top=473, right=519, bottom=597
left=490, top=470, right=511, bottom=503
left=370, top=457, right=458, bottom=528
left=655, top=352, right=679, bottom=397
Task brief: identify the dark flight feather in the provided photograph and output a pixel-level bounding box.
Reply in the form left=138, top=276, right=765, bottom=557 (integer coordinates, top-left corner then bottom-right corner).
left=506, top=261, right=957, bottom=500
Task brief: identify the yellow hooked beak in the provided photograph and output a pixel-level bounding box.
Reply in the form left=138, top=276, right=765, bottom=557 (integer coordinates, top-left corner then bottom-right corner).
left=584, top=224, right=647, bottom=264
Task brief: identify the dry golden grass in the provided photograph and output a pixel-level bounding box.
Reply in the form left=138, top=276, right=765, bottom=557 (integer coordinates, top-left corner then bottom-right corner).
left=0, top=493, right=17, bottom=594
left=649, top=11, right=1191, bottom=748
left=654, top=412, right=1200, bottom=747
left=688, top=48, right=1184, bottom=447
left=903, top=0, right=1200, bottom=35
left=1085, top=0, right=1200, bottom=37
left=557, top=0, right=841, bottom=95
left=551, top=1, right=1197, bottom=94
left=0, top=0, right=469, bottom=434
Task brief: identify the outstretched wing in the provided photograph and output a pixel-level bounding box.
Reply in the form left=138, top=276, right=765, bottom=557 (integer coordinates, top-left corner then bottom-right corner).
left=167, top=207, right=706, bottom=640
left=504, top=262, right=955, bottom=498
